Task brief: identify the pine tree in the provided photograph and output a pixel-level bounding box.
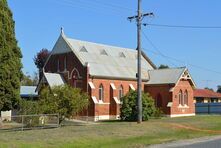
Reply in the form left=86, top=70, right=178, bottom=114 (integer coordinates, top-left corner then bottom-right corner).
left=0, top=0, right=22, bottom=111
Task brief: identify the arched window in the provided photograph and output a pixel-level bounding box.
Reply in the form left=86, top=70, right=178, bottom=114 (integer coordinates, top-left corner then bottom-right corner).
left=156, top=94, right=163, bottom=108
left=99, top=84, right=104, bottom=101
left=64, top=56, right=67, bottom=71
left=184, top=90, right=188, bottom=106
left=57, top=59, right=60, bottom=72
left=179, top=90, right=183, bottom=106
left=119, top=85, right=124, bottom=101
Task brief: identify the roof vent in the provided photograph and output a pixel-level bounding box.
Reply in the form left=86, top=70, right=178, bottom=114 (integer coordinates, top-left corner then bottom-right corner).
left=80, top=46, right=88, bottom=52
left=119, top=52, right=126, bottom=58
left=100, top=49, right=108, bottom=56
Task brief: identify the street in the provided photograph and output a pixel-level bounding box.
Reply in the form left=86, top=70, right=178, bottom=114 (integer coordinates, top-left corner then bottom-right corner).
left=148, top=135, right=221, bottom=148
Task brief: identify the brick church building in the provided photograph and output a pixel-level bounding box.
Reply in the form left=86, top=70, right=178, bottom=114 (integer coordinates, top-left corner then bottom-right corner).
left=38, top=30, right=196, bottom=121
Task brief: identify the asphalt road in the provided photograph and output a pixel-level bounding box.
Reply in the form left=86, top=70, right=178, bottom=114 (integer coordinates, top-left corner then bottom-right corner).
left=148, top=135, right=221, bottom=148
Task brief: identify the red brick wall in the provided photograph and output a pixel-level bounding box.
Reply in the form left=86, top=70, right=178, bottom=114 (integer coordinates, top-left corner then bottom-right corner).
left=144, top=84, right=173, bottom=115
left=89, top=78, right=143, bottom=103
left=44, top=52, right=195, bottom=118
left=45, top=52, right=88, bottom=91
left=89, top=78, right=145, bottom=117
left=144, top=79, right=195, bottom=116
left=171, top=80, right=195, bottom=116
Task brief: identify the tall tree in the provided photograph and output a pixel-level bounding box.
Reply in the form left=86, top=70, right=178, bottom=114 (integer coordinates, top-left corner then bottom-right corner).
left=217, top=85, right=221, bottom=93
left=33, top=48, right=50, bottom=79
left=21, top=72, right=39, bottom=86
left=158, top=64, right=169, bottom=69
left=0, top=0, right=22, bottom=111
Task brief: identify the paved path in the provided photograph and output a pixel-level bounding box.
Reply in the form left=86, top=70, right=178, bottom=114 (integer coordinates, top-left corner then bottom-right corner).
left=148, top=135, right=221, bottom=148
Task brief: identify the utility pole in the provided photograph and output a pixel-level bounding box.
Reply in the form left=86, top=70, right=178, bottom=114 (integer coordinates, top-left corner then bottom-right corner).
left=128, top=0, right=153, bottom=123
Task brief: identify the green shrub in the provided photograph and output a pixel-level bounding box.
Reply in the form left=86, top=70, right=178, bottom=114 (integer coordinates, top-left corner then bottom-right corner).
left=18, top=99, right=41, bottom=115
left=39, top=85, right=89, bottom=123
left=153, top=108, right=163, bottom=119
left=120, top=91, right=156, bottom=121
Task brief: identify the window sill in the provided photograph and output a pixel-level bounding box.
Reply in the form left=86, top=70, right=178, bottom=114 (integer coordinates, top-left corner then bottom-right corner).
left=178, top=105, right=189, bottom=108
left=97, top=101, right=110, bottom=105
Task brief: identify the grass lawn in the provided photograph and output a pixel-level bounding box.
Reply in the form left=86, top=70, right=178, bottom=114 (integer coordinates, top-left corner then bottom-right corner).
left=1, top=115, right=221, bottom=148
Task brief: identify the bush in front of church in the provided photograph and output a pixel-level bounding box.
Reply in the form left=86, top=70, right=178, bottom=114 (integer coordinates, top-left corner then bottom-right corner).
left=120, top=90, right=156, bottom=121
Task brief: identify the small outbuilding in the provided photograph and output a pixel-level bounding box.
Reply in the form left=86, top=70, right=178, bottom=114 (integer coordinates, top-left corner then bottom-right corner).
left=194, top=89, right=221, bottom=103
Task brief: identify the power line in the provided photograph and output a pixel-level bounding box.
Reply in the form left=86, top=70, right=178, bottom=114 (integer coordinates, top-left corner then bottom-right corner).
left=53, top=0, right=126, bottom=17
left=141, top=32, right=221, bottom=76
left=141, top=30, right=177, bottom=67
left=144, top=23, right=221, bottom=29
left=83, top=0, right=135, bottom=12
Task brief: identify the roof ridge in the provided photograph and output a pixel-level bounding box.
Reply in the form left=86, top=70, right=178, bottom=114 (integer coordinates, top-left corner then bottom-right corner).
left=148, top=67, right=186, bottom=72
left=66, top=37, right=136, bottom=53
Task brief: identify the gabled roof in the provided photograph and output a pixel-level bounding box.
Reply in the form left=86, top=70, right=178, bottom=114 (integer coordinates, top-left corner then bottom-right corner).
left=194, top=89, right=221, bottom=98
left=44, top=73, right=65, bottom=87
left=146, top=67, right=196, bottom=86
left=48, top=31, right=156, bottom=80
left=20, top=86, right=38, bottom=97
left=36, top=73, right=65, bottom=92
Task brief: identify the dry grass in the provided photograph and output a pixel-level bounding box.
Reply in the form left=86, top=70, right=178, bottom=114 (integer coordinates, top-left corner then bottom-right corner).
left=0, top=115, right=221, bottom=148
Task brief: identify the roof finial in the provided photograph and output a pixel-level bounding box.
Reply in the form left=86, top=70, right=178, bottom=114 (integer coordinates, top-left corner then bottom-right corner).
left=61, top=27, right=65, bottom=36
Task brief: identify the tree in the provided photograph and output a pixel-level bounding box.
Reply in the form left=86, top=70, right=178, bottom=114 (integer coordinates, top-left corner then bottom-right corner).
left=33, top=48, right=50, bottom=79
left=205, top=87, right=214, bottom=92
left=39, top=85, right=89, bottom=123
left=120, top=91, right=156, bottom=121
left=217, top=85, right=221, bottom=93
left=32, top=72, right=39, bottom=86
left=21, top=73, right=34, bottom=86
left=158, top=64, right=169, bottom=69
left=21, top=72, right=39, bottom=86
left=0, top=0, right=22, bottom=111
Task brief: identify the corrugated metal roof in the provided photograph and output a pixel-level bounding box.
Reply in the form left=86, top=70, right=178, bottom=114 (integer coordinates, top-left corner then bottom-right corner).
left=146, top=67, right=186, bottom=85
left=44, top=73, right=65, bottom=87
left=62, top=37, right=154, bottom=80
left=20, top=86, right=38, bottom=97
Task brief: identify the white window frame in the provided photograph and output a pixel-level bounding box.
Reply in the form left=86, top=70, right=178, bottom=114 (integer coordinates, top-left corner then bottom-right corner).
left=64, top=56, right=67, bottom=71
left=57, top=59, right=60, bottom=72
left=99, top=84, right=104, bottom=101
left=119, top=85, right=124, bottom=101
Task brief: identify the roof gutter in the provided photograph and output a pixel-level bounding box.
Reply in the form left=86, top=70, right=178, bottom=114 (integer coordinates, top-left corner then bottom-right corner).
left=89, top=75, right=149, bottom=82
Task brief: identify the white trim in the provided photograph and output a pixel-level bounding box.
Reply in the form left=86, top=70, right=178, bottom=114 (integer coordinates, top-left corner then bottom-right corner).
left=113, top=97, right=121, bottom=104
left=178, top=104, right=189, bottom=108
left=94, top=115, right=110, bottom=121
left=92, top=96, right=98, bottom=104
left=167, top=102, right=173, bottom=107
left=88, top=82, right=95, bottom=89
left=169, top=87, right=174, bottom=92
left=69, top=68, right=82, bottom=79
left=116, top=115, right=120, bottom=119
left=98, top=100, right=110, bottom=105
left=169, top=113, right=195, bottom=118
left=177, top=68, right=196, bottom=87
left=110, top=83, right=116, bottom=90
left=129, top=84, right=135, bottom=90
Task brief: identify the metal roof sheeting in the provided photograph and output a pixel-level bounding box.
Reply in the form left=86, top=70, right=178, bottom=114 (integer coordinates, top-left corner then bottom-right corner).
left=44, top=73, right=65, bottom=87
left=64, top=37, right=154, bottom=80
left=20, top=86, right=38, bottom=97
left=146, top=67, right=186, bottom=85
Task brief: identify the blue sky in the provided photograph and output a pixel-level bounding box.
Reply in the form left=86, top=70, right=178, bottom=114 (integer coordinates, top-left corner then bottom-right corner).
left=8, top=0, right=221, bottom=90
